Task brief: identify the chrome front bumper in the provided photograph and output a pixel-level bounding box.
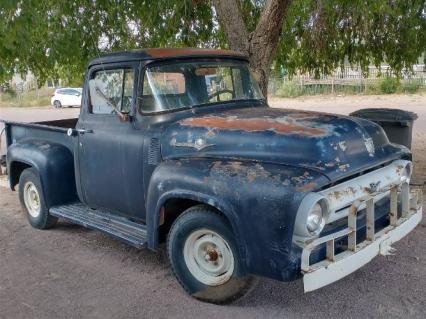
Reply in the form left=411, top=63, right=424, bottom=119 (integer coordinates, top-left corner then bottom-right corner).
left=301, top=185, right=423, bottom=292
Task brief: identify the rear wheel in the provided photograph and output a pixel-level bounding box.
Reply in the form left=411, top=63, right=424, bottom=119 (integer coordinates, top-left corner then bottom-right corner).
left=53, top=100, right=62, bottom=108
left=18, top=168, right=57, bottom=229
left=167, top=205, right=254, bottom=304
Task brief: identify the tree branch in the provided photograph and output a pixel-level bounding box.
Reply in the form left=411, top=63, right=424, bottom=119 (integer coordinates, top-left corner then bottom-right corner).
left=248, top=0, right=292, bottom=96
left=250, top=0, right=291, bottom=63
left=212, top=0, right=249, bottom=53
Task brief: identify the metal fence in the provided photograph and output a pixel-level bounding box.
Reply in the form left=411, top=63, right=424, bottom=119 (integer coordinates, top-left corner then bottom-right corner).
left=269, top=65, right=426, bottom=97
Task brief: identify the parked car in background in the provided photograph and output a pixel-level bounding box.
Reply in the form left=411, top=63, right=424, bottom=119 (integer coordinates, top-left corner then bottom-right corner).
left=51, top=88, right=82, bottom=108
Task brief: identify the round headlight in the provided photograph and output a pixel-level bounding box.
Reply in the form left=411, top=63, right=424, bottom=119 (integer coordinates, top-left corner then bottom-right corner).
left=403, top=162, right=412, bottom=178
left=306, top=202, right=325, bottom=235
left=400, top=162, right=412, bottom=183
left=294, top=193, right=329, bottom=238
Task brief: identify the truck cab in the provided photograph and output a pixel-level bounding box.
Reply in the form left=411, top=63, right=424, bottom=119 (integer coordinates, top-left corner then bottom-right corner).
left=3, top=48, right=423, bottom=304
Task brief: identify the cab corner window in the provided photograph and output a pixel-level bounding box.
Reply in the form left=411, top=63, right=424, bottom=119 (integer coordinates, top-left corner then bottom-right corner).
left=89, top=68, right=134, bottom=114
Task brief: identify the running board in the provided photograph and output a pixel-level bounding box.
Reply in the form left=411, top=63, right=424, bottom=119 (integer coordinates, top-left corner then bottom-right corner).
left=49, top=202, right=148, bottom=248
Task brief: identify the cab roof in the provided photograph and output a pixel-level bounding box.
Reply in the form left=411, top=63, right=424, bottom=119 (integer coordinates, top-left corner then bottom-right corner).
left=89, top=48, right=248, bottom=67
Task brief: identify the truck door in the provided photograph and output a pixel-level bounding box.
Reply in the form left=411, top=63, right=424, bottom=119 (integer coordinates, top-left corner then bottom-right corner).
left=77, top=63, right=146, bottom=220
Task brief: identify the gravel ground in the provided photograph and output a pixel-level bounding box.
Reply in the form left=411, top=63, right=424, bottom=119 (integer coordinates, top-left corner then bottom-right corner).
left=1, top=95, right=426, bottom=318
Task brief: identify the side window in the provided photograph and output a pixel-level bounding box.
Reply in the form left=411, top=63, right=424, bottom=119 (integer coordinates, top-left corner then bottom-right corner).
left=89, top=68, right=134, bottom=114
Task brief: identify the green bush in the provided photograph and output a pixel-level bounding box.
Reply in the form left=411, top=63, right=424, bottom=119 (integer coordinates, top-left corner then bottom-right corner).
left=0, top=87, right=17, bottom=99
left=379, top=76, right=399, bottom=94
left=275, top=81, right=303, bottom=97
left=365, top=81, right=382, bottom=94
left=401, top=79, right=423, bottom=94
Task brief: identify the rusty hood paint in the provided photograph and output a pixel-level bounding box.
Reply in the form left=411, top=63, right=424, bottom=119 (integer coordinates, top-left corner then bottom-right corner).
left=161, top=107, right=410, bottom=181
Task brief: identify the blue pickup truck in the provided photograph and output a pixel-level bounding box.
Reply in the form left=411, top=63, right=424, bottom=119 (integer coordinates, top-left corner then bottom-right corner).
left=2, top=48, right=423, bottom=303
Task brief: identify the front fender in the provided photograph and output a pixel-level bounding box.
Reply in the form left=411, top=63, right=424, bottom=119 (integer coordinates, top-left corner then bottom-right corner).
left=146, top=158, right=330, bottom=281
left=146, top=160, right=241, bottom=252
left=7, top=141, right=77, bottom=207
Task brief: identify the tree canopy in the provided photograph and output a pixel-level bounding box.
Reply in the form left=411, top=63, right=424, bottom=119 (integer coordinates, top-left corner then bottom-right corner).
left=0, top=0, right=425, bottom=93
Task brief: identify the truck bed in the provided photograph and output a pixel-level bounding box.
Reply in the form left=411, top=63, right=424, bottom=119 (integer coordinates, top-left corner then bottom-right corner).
left=3, top=118, right=78, bottom=152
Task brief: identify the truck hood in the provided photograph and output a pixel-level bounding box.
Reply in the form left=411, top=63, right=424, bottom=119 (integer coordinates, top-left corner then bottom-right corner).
left=161, top=107, right=409, bottom=181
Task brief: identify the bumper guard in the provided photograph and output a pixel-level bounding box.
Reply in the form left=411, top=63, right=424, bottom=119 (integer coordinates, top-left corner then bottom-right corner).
left=302, top=185, right=423, bottom=292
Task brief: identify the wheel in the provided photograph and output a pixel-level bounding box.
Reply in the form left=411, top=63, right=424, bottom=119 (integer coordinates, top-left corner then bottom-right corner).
left=18, top=168, right=57, bottom=229
left=53, top=100, right=62, bottom=108
left=167, top=205, right=254, bottom=304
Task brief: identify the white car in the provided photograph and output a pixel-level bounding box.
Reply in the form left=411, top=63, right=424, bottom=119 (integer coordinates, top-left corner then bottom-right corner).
left=51, top=88, right=82, bottom=108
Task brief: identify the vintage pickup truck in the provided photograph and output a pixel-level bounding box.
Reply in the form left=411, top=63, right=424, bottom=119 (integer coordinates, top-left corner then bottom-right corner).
left=2, top=48, right=423, bottom=303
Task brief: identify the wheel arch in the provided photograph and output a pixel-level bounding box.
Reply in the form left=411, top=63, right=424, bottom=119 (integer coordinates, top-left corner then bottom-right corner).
left=147, top=190, right=246, bottom=262
left=9, top=159, right=38, bottom=190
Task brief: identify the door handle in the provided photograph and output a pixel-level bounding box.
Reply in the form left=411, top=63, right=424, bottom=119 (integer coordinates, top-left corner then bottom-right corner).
left=76, top=128, right=93, bottom=134
left=66, top=128, right=93, bottom=136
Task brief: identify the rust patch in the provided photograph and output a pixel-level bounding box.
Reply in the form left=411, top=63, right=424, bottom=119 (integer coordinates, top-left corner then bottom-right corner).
left=211, top=161, right=281, bottom=185
left=180, top=116, right=329, bottom=137
left=145, top=48, right=246, bottom=59
left=296, top=182, right=317, bottom=192
left=329, top=191, right=342, bottom=201
left=327, top=186, right=358, bottom=201
left=396, top=165, right=404, bottom=175
left=291, top=171, right=314, bottom=184
left=247, top=174, right=255, bottom=183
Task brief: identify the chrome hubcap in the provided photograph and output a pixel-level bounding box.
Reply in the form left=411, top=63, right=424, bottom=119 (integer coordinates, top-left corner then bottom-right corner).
left=23, top=182, right=41, bottom=218
left=183, top=229, right=234, bottom=286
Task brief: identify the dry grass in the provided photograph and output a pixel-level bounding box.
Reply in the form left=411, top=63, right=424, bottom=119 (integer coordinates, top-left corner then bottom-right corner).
left=0, top=88, right=54, bottom=108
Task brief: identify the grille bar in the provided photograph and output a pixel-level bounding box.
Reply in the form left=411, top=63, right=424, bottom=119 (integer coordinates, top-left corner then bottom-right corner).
left=301, top=183, right=422, bottom=273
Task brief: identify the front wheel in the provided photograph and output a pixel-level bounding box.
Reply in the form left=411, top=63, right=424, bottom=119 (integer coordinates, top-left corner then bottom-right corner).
left=167, top=205, right=254, bottom=304
left=53, top=100, right=62, bottom=108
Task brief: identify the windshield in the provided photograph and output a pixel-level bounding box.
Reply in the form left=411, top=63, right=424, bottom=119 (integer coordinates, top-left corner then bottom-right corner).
left=139, top=60, right=263, bottom=113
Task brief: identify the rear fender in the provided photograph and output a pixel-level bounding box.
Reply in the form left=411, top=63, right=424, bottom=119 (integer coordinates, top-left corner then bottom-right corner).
left=7, top=142, right=77, bottom=207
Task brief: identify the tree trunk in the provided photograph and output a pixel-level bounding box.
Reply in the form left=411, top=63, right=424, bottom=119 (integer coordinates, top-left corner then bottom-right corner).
left=213, top=0, right=292, bottom=98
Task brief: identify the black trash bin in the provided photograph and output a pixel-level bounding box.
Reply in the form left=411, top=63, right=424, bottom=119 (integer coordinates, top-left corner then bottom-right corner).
left=350, top=108, right=418, bottom=149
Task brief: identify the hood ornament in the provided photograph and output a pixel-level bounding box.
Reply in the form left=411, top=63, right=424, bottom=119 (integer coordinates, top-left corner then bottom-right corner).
left=365, top=181, right=381, bottom=194
left=170, top=137, right=215, bottom=151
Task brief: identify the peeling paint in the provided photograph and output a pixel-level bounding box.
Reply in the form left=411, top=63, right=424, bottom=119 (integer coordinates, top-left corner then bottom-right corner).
left=330, top=141, right=347, bottom=152
left=338, top=164, right=350, bottom=172
left=209, top=161, right=318, bottom=192
left=180, top=115, right=332, bottom=137
left=338, top=141, right=347, bottom=151
left=364, top=138, right=375, bottom=157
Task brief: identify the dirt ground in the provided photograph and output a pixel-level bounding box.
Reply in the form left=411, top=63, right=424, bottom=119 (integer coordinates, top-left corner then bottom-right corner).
left=1, top=94, right=426, bottom=318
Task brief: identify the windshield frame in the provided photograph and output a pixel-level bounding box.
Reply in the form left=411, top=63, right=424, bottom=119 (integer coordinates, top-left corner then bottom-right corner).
left=137, top=58, right=265, bottom=115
